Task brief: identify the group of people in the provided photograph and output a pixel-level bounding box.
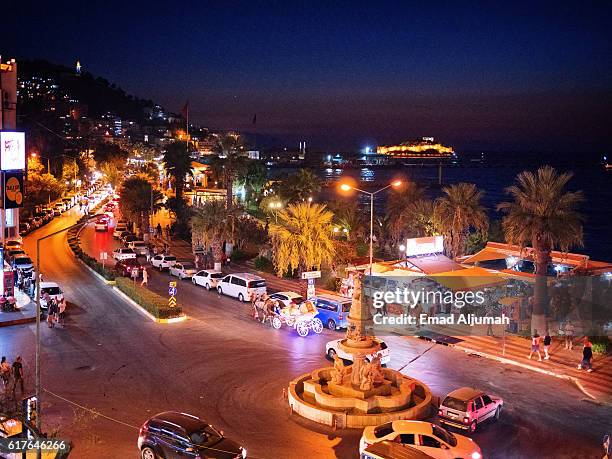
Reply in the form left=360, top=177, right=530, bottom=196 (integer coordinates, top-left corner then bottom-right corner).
left=43, top=291, right=67, bottom=328
left=528, top=327, right=594, bottom=372
left=0, top=355, right=25, bottom=398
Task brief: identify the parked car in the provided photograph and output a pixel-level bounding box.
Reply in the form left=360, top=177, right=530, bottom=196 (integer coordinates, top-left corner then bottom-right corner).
left=217, top=273, right=267, bottom=302
left=6, top=249, right=26, bottom=261
left=31, top=215, right=44, bottom=227
left=112, top=248, right=137, bottom=261
left=119, top=231, right=133, bottom=242
left=312, top=293, right=351, bottom=330
left=4, top=240, right=21, bottom=251
left=138, top=411, right=247, bottom=459
left=115, top=258, right=143, bottom=278
left=128, top=241, right=149, bottom=256
left=438, top=387, right=503, bottom=433
left=113, top=225, right=128, bottom=238
left=18, top=222, right=30, bottom=235
left=359, top=421, right=482, bottom=459
left=122, top=234, right=139, bottom=245
left=169, top=262, right=198, bottom=279
left=94, top=219, right=108, bottom=231
left=37, top=281, right=64, bottom=310
left=268, top=291, right=304, bottom=308
left=326, top=337, right=390, bottom=365
left=361, top=441, right=436, bottom=459
left=151, top=254, right=177, bottom=271
left=192, top=270, right=224, bottom=290
left=11, top=255, right=34, bottom=272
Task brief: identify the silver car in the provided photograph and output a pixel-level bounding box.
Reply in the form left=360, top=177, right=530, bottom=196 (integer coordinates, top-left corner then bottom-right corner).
left=438, top=387, right=503, bottom=433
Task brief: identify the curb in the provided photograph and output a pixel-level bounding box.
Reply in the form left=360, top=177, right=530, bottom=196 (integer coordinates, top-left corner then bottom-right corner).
left=0, top=316, right=36, bottom=327
left=111, top=287, right=187, bottom=324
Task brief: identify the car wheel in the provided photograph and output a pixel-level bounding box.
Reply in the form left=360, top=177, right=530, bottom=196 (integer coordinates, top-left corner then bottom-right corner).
left=327, top=319, right=336, bottom=330
left=140, top=446, right=157, bottom=459
left=217, top=286, right=223, bottom=295
left=494, top=407, right=501, bottom=421
left=205, top=283, right=210, bottom=291
left=470, top=420, right=477, bottom=433
left=327, top=348, right=337, bottom=360
left=192, top=278, right=197, bottom=285
left=238, top=293, right=244, bottom=302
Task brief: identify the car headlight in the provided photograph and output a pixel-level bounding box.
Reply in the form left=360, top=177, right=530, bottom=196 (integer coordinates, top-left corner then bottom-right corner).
left=241, top=447, right=247, bottom=458
left=471, top=452, right=482, bottom=459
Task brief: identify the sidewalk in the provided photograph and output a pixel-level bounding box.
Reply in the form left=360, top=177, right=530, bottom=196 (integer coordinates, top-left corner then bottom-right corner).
left=0, top=290, right=36, bottom=327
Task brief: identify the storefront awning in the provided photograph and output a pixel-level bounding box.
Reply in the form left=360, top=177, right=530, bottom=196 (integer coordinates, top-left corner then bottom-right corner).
left=430, top=266, right=506, bottom=291
left=463, top=248, right=509, bottom=264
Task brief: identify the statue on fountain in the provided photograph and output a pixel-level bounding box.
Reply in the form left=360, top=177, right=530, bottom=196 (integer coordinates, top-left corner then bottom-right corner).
left=330, top=353, right=351, bottom=385
left=359, top=355, right=385, bottom=390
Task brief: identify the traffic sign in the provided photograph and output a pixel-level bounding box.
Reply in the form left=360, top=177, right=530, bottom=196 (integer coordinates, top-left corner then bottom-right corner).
left=168, top=287, right=177, bottom=296
left=169, top=281, right=177, bottom=288
left=301, top=270, right=321, bottom=280
left=168, top=296, right=177, bottom=308
left=100, top=252, right=108, bottom=260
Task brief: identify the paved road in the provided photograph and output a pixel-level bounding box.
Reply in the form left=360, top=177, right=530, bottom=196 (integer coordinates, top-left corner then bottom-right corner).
left=2, top=208, right=608, bottom=458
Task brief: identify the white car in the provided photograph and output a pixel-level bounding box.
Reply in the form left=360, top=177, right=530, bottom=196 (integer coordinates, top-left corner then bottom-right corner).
left=112, top=248, right=137, bottom=260
left=128, top=240, right=149, bottom=256
left=113, top=225, right=128, bottom=238
left=151, top=254, right=177, bottom=271
left=326, top=337, right=390, bottom=365
left=268, top=291, right=305, bottom=308
left=359, top=421, right=482, bottom=459
left=169, top=262, right=198, bottom=279
left=12, top=255, right=34, bottom=272
left=438, top=387, right=503, bottom=433
left=217, top=273, right=267, bottom=302
left=38, top=281, right=64, bottom=310
left=94, top=220, right=108, bottom=231
left=4, top=240, right=22, bottom=251
left=192, top=270, right=224, bottom=290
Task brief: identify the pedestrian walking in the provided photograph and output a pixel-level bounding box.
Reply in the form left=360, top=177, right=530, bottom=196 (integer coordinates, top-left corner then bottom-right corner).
left=543, top=331, right=552, bottom=360
left=0, top=357, right=11, bottom=391
left=578, top=336, right=593, bottom=372
left=47, top=299, right=58, bottom=328
left=564, top=320, right=575, bottom=350
left=146, top=251, right=151, bottom=263
left=141, top=268, right=148, bottom=286
left=11, top=356, right=24, bottom=397
left=603, top=434, right=611, bottom=459
left=58, top=297, right=67, bottom=325
left=528, top=332, right=542, bottom=361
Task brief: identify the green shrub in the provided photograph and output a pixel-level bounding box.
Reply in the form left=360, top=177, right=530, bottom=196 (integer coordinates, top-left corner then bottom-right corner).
left=231, top=249, right=253, bottom=262
left=590, top=337, right=610, bottom=354
left=324, top=276, right=341, bottom=292
left=253, top=256, right=274, bottom=272
left=115, top=277, right=182, bottom=319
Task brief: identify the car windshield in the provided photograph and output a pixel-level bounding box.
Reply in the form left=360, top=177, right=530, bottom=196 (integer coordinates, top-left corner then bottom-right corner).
left=42, top=287, right=61, bottom=296
left=249, top=280, right=266, bottom=288
left=341, top=302, right=351, bottom=312
left=165, top=256, right=176, bottom=261
left=122, top=249, right=135, bottom=254
left=14, top=257, right=32, bottom=265
left=432, top=424, right=457, bottom=447
left=181, top=263, right=195, bottom=269
left=442, top=396, right=468, bottom=412
left=188, top=425, right=223, bottom=446
left=210, top=273, right=224, bottom=278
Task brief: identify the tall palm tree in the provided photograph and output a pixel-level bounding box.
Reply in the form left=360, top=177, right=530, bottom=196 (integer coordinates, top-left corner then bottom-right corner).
left=498, top=165, right=583, bottom=333
left=278, top=168, right=321, bottom=203
left=163, top=142, right=193, bottom=203
left=386, top=182, right=429, bottom=245
left=190, top=200, right=236, bottom=270
left=434, top=182, right=488, bottom=259
left=216, top=133, right=245, bottom=209
left=119, top=176, right=164, bottom=235
left=236, top=159, right=268, bottom=207
left=268, top=203, right=335, bottom=292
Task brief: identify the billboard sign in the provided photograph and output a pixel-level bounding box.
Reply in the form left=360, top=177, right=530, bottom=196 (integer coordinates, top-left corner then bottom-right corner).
left=0, top=131, right=26, bottom=170
left=3, top=171, right=24, bottom=208
left=405, top=235, right=444, bottom=257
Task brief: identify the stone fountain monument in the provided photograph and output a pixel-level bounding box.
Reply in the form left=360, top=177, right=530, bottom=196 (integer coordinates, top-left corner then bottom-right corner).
left=287, top=273, right=432, bottom=429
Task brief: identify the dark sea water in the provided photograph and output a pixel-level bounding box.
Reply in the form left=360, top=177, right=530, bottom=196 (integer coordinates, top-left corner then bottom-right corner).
left=269, top=152, right=612, bottom=261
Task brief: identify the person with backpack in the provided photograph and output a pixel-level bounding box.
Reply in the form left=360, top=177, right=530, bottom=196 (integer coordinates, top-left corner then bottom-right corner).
left=528, top=332, right=542, bottom=361
left=47, top=299, right=59, bottom=328
left=578, top=336, right=593, bottom=372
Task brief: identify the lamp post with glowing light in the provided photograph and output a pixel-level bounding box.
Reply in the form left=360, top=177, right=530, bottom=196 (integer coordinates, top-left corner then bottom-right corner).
left=339, top=180, right=402, bottom=274
left=269, top=201, right=282, bottom=223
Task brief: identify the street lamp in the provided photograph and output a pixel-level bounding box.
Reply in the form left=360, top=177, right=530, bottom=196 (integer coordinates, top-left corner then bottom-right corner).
left=339, top=180, right=402, bottom=274
left=268, top=201, right=282, bottom=223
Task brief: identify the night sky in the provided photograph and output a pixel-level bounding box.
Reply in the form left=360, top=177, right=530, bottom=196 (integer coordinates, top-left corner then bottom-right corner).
left=4, top=1, right=612, bottom=152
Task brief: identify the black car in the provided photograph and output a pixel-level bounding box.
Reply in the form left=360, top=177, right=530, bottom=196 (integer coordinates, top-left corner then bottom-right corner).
left=138, top=411, right=246, bottom=459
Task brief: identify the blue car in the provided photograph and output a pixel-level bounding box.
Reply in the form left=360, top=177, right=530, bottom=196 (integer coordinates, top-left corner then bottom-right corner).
left=313, top=294, right=352, bottom=330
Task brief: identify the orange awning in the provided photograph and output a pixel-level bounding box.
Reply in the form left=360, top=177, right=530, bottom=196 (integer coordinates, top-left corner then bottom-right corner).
left=463, top=248, right=508, bottom=264
left=430, top=266, right=506, bottom=291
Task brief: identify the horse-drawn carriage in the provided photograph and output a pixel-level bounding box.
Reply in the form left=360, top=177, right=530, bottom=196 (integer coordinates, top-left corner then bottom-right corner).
left=253, top=296, right=324, bottom=337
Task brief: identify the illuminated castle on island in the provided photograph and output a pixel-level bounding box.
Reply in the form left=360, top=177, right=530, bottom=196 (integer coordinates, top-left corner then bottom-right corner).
left=377, top=137, right=454, bottom=158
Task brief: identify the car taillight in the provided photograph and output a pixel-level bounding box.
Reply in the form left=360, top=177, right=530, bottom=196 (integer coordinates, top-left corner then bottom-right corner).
left=463, top=416, right=470, bottom=424
left=338, top=314, right=343, bottom=320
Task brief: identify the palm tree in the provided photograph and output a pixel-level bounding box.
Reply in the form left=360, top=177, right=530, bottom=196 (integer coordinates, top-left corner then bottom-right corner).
left=498, top=165, right=583, bottom=333
left=119, top=176, right=164, bottom=235
left=163, top=142, right=193, bottom=203
left=434, top=182, right=488, bottom=259
left=190, top=200, right=236, bottom=270
left=278, top=168, right=321, bottom=203
left=386, top=183, right=430, bottom=245
left=236, top=159, right=268, bottom=207
left=216, top=133, right=245, bottom=209
left=268, top=202, right=335, bottom=293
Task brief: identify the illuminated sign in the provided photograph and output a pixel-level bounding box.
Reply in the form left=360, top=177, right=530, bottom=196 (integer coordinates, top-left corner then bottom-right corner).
left=3, top=171, right=24, bottom=209
left=405, top=236, right=444, bottom=256
left=0, top=131, right=26, bottom=170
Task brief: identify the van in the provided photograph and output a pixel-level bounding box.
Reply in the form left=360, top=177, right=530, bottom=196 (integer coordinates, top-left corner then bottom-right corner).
left=217, top=273, right=267, bottom=302
left=312, top=293, right=352, bottom=330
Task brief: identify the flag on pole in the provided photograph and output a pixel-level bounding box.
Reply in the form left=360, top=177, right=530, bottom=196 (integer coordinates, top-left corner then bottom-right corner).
left=181, top=101, right=189, bottom=120
left=252, top=113, right=257, bottom=125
